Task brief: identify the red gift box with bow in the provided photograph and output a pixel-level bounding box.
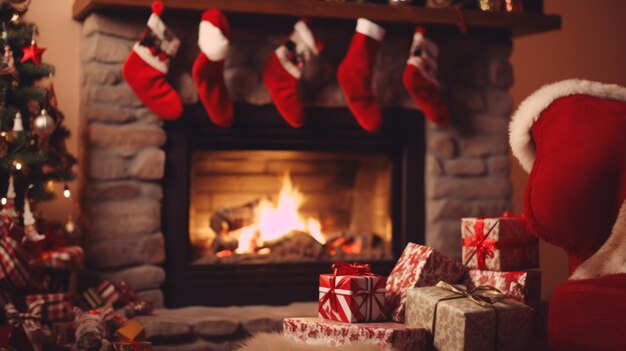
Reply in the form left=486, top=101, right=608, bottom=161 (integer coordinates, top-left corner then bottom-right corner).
left=461, top=215, right=539, bottom=271
left=318, top=262, right=387, bottom=323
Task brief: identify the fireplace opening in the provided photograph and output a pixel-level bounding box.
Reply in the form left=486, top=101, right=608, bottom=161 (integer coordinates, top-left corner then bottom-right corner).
left=162, top=104, right=424, bottom=306
left=189, top=150, right=394, bottom=265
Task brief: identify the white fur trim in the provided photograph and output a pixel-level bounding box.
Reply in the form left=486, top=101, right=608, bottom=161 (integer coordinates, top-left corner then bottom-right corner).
left=293, top=20, right=319, bottom=56
left=198, top=21, right=229, bottom=61
left=147, top=14, right=166, bottom=39
left=410, top=32, right=439, bottom=59
left=147, top=13, right=180, bottom=56
left=133, top=43, right=168, bottom=73
left=239, top=332, right=384, bottom=351
left=571, top=200, right=626, bottom=280
left=509, top=79, right=626, bottom=173
left=356, top=18, right=385, bottom=42
left=275, top=46, right=301, bottom=79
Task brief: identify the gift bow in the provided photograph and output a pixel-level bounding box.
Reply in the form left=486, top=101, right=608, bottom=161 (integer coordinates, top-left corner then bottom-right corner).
left=432, top=281, right=507, bottom=348
left=323, top=261, right=373, bottom=312
left=435, top=281, right=506, bottom=307
left=331, top=261, right=373, bottom=276
left=4, top=299, right=44, bottom=333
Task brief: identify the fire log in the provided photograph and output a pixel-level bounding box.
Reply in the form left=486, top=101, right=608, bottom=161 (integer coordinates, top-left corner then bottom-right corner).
left=209, top=200, right=259, bottom=234
left=263, top=230, right=325, bottom=260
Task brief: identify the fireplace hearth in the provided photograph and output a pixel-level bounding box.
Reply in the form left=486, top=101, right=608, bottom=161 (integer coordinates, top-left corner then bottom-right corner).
left=79, top=8, right=524, bottom=310
left=162, top=104, right=424, bottom=306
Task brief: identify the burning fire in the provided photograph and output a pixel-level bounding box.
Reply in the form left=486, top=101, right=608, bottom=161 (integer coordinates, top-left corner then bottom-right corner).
left=234, top=173, right=326, bottom=254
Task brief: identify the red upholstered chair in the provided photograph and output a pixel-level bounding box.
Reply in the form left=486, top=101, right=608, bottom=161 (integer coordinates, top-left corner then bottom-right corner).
left=509, top=79, right=626, bottom=351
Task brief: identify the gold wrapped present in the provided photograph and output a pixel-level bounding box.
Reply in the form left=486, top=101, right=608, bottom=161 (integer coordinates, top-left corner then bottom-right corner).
left=405, top=282, right=533, bottom=351
left=116, top=319, right=146, bottom=342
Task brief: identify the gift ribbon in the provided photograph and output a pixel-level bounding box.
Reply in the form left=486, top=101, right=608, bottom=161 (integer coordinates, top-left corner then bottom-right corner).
left=463, top=215, right=535, bottom=269
left=431, top=281, right=506, bottom=350
left=4, top=300, right=44, bottom=333
left=25, top=293, right=73, bottom=323
left=462, top=219, right=498, bottom=269
left=319, top=262, right=383, bottom=322
left=331, top=261, right=373, bottom=276
left=319, top=275, right=342, bottom=316
left=353, top=277, right=386, bottom=321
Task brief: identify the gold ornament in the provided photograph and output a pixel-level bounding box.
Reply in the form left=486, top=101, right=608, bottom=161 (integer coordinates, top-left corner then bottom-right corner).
left=32, top=108, right=55, bottom=138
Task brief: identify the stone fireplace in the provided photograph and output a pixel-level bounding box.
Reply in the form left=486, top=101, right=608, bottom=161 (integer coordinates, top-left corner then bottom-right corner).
left=79, top=5, right=514, bottom=313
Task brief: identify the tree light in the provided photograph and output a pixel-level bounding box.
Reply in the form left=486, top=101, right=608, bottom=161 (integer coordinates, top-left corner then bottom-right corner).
left=14, top=161, right=22, bottom=170
left=0, top=197, right=6, bottom=206
left=63, top=184, right=71, bottom=198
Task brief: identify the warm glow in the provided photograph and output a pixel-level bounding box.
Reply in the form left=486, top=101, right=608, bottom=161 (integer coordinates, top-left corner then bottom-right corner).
left=14, top=161, right=22, bottom=170
left=63, top=185, right=71, bottom=198
left=236, top=173, right=326, bottom=253
left=0, top=197, right=6, bottom=206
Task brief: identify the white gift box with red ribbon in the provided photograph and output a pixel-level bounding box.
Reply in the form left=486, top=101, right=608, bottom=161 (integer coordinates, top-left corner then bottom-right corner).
left=318, top=272, right=386, bottom=323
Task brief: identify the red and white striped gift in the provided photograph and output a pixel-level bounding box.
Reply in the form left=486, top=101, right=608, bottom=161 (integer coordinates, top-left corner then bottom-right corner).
left=25, top=293, right=74, bottom=323
left=318, top=262, right=386, bottom=323
left=96, top=280, right=121, bottom=306
left=36, top=246, right=84, bottom=270
left=0, top=228, right=29, bottom=289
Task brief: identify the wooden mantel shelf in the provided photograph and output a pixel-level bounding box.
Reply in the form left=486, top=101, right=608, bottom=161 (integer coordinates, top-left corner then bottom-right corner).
left=72, top=0, right=560, bottom=36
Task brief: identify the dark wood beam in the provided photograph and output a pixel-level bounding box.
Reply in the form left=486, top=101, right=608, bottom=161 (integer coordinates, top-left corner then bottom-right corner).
left=72, top=0, right=560, bottom=37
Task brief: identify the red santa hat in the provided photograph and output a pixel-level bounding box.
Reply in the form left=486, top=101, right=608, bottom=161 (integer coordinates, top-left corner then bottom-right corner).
left=510, top=79, right=626, bottom=350
left=509, top=79, right=626, bottom=278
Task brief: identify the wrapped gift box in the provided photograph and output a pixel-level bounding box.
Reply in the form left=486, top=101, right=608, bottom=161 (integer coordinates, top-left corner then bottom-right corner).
left=25, top=293, right=74, bottom=323
left=112, top=341, right=153, bottom=351
left=32, top=245, right=84, bottom=271
left=319, top=270, right=386, bottom=323
left=405, top=284, right=533, bottom=351
left=465, top=270, right=541, bottom=308
left=79, top=287, right=104, bottom=310
left=283, top=317, right=428, bottom=351
left=116, top=320, right=146, bottom=341
left=461, top=217, right=538, bottom=271
left=96, top=280, right=121, bottom=306
left=385, top=243, right=467, bottom=322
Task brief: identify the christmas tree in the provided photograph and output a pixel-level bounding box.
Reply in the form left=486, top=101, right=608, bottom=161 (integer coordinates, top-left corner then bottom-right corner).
left=0, top=0, right=76, bottom=211
left=0, top=1, right=80, bottom=349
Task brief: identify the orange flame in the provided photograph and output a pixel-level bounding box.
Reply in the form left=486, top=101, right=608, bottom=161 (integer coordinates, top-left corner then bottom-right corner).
left=236, top=173, right=326, bottom=253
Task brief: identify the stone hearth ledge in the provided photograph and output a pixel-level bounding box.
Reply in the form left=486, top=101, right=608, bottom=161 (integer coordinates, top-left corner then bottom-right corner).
left=134, top=302, right=317, bottom=351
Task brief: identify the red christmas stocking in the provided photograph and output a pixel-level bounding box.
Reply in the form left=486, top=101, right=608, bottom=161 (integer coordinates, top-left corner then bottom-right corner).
left=403, top=27, right=450, bottom=127
left=263, top=19, right=322, bottom=128
left=337, top=18, right=385, bottom=132
left=122, top=1, right=182, bottom=121
left=192, top=9, right=233, bottom=127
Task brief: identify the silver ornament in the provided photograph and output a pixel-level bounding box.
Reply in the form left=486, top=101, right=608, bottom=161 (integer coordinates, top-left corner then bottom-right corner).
left=32, top=108, right=55, bottom=138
